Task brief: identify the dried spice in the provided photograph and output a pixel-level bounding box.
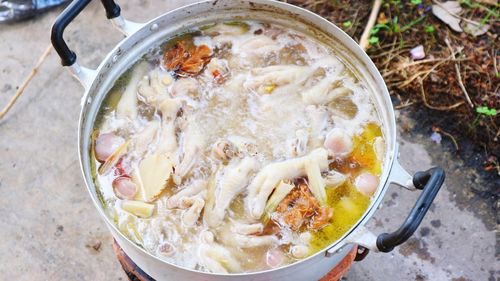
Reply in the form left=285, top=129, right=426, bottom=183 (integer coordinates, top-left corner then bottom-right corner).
left=163, top=41, right=212, bottom=76
left=163, top=41, right=188, bottom=71
left=275, top=182, right=333, bottom=231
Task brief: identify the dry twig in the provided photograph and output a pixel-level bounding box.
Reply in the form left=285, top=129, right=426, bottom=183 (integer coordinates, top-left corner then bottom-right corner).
left=382, top=38, right=399, bottom=74
left=371, top=47, right=411, bottom=60
left=359, top=0, right=382, bottom=50
left=395, top=59, right=449, bottom=88
left=445, top=38, right=474, bottom=108
left=493, top=48, right=498, bottom=75
left=395, top=100, right=415, bottom=109
left=382, top=47, right=465, bottom=78
left=476, top=0, right=498, bottom=5
left=440, top=129, right=460, bottom=151
left=0, top=45, right=52, bottom=121
left=396, top=56, right=468, bottom=71
left=419, top=78, right=465, bottom=111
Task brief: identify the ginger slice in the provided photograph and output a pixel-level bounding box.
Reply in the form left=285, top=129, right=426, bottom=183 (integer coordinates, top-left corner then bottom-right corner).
left=134, top=152, right=173, bottom=202
left=121, top=200, right=155, bottom=218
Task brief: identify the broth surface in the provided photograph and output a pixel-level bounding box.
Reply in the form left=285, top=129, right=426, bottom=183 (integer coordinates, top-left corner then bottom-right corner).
left=92, top=20, right=384, bottom=273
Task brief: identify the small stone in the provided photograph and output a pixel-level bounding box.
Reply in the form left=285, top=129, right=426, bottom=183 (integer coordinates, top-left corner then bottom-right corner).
left=85, top=239, right=102, bottom=254
left=1, top=84, right=12, bottom=92
left=410, top=45, right=426, bottom=60
left=419, top=226, right=431, bottom=237
left=54, top=225, right=64, bottom=237
left=430, top=132, right=442, bottom=144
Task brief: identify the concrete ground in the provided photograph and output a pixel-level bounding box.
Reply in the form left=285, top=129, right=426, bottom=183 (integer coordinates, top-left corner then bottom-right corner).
left=0, top=1, right=497, bottom=280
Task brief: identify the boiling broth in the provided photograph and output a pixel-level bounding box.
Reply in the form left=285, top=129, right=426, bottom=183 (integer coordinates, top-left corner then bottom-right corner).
left=91, top=20, right=384, bottom=273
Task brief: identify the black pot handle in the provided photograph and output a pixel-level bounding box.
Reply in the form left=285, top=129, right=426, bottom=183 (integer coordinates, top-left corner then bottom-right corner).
left=101, top=0, right=121, bottom=19
left=51, top=0, right=122, bottom=66
left=376, top=167, right=445, bottom=252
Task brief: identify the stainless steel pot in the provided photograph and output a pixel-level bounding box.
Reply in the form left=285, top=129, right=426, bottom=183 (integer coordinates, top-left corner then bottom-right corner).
left=51, top=1, right=446, bottom=280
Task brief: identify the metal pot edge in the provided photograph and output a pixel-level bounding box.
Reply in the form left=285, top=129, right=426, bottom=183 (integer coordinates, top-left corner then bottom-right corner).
left=75, top=0, right=398, bottom=279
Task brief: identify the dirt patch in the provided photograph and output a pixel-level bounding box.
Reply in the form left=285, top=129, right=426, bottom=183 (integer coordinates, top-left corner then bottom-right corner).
left=85, top=238, right=103, bottom=255
left=430, top=219, right=441, bottom=228
left=287, top=0, right=499, bottom=198
left=452, top=277, right=472, bottom=281
left=419, top=226, right=431, bottom=237
left=54, top=225, right=64, bottom=237
left=399, top=237, right=436, bottom=264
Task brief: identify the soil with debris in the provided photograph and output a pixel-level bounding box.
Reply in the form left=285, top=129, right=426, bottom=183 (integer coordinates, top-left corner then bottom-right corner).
left=287, top=0, right=499, bottom=182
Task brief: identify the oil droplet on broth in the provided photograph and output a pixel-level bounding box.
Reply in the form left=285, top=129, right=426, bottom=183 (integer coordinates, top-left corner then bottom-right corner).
left=351, top=122, right=383, bottom=175
left=309, top=123, right=381, bottom=254
left=309, top=182, right=370, bottom=254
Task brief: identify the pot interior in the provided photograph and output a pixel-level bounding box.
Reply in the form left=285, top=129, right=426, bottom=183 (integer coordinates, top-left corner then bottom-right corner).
left=78, top=0, right=396, bottom=275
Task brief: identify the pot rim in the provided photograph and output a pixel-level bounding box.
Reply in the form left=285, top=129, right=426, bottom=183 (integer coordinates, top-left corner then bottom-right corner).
left=77, top=0, right=397, bottom=276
